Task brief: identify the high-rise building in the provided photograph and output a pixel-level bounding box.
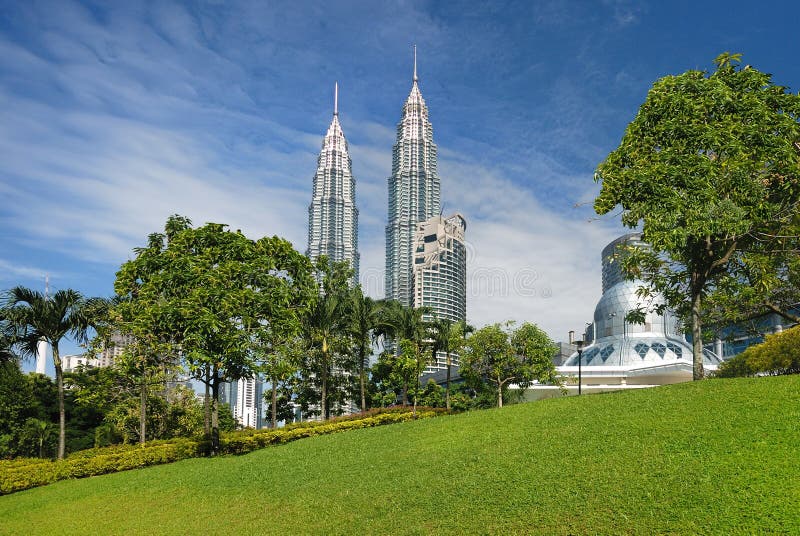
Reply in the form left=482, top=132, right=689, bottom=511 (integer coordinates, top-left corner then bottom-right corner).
left=97, top=332, right=133, bottom=368
left=221, top=377, right=264, bottom=429
left=306, top=83, right=359, bottom=282
left=413, top=213, right=467, bottom=373
left=385, top=49, right=441, bottom=305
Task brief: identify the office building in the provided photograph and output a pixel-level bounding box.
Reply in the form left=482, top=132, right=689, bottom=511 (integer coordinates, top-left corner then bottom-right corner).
left=307, top=83, right=360, bottom=282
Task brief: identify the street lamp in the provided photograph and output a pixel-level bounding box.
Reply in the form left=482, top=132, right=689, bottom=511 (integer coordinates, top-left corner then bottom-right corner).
left=569, top=330, right=585, bottom=395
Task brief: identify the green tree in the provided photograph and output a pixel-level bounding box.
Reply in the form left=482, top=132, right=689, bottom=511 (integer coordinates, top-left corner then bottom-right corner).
left=349, top=286, right=379, bottom=412
left=703, top=223, right=800, bottom=332
left=594, top=54, right=800, bottom=379
left=115, top=215, right=314, bottom=453
left=301, top=257, right=353, bottom=420
left=379, top=302, right=431, bottom=415
left=3, top=287, right=106, bottom=459
left=429, top=318, right=472, bottom=411
left=461, top=322, right=559, bottom=408
left=0, top=311, right=18, bottom=364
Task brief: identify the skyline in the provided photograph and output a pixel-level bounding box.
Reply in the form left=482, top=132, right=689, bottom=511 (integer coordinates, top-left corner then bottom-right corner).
left=3, top=1, right=800, bottom=369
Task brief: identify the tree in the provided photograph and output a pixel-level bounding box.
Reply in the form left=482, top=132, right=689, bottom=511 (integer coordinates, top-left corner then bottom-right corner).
left=255, top=334, right=302, bottom=428
left=3, top=287, right=106, bottom=459
left=115, top=215, right=315, bottom=453
left=429, top=318, right=472, bottom=410
left=703, top=224, right=800, bottom=331
left=595, top=53, right=800, bottom=379
left=378, top=302, right=431, bottom=415
left=0, top=311, right=18, bottom=364
left=349, top=286, right=379, bottom=412
left=461, top=322, right=559, bottom=408
left=301, top=257, right=353, bottom=420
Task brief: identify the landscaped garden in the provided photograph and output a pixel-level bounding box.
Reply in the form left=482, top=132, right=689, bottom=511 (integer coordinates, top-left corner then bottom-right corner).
left=1, top=375, right=797, bottom=534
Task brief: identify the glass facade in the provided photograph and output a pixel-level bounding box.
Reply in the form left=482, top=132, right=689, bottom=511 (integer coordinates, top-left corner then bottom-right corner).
left=565, top=234, right=722, bottom=368
left=385, top=67, right=440, bottom=306
left=307, top=84, right=359, bottom=282
left=413, top=214, right=467, bottom=373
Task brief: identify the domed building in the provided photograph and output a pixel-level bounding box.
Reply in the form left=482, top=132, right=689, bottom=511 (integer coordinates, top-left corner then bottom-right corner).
left=555, top=234, right=721, bottom=394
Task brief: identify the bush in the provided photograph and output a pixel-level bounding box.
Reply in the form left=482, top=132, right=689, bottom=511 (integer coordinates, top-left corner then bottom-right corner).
left=0, top=408, right=448, bottom=495
left=717, top=326, right=800, bottom=377
left=0, top=438, right=203, bottom=495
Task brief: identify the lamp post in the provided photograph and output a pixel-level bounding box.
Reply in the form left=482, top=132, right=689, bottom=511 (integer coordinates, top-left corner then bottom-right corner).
left=569, top=330, right=585, bottom=395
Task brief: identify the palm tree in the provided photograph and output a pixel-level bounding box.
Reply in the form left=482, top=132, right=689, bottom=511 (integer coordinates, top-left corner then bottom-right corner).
left=380, top=302, right=431, bottom=415
left=349, top=287, right=379, bottom=412
left=3, top=287, right=106, bottom=459
left=304, top=291, right=346, bottom=420
left=0, top=311, right=19, bottom=364
left=429, top=318, right=464, bottom=411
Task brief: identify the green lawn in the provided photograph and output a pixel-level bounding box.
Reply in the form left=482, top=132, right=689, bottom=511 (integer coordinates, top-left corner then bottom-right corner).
left=1, top=375, right=798, bottom=535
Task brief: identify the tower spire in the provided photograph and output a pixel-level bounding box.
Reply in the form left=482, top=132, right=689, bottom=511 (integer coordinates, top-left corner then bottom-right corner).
left=334, top=81, right=338, bottom=116
left=413, top=45, right=418, bottom=82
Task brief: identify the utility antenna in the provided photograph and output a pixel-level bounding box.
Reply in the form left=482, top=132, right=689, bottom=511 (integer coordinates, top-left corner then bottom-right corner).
left=413, top=45, right=418, bottom=82
left=45, top=274, right=49, bottom=299
left=334, top=81, right=338, bottom=116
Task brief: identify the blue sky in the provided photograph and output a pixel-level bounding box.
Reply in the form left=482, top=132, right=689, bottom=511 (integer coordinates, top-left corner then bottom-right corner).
left=3, top=0, right=800, bottom=370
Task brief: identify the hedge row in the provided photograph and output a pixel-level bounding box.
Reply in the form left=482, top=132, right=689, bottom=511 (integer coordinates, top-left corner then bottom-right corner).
left=220, top=410, right=440, bottom=454
left=1, top=409, right=443, bottom=495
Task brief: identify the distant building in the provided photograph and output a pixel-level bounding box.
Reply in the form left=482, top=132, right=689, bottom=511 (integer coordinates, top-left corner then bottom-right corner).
left=306, top=83, right=359, bottom=283
left=62, top=354, right=99, bottom=372
left=97, top=332, right=133, bottom=368
left=386, top=49, right=441, bottom=306
left=413, top=213, right=467, bottom=373
left=527, top=233, right=723, bottom=399
left=221, top=377, right=264, bottom=429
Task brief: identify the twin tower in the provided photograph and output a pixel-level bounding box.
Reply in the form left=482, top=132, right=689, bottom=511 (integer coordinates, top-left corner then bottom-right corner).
left=305, top=51, right=467, bottom=362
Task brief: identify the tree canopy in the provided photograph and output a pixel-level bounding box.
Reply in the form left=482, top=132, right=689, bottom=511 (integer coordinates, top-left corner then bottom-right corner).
left=114, top=215, right=315, bottom=452
left=594, top=53, right=800, bottom=379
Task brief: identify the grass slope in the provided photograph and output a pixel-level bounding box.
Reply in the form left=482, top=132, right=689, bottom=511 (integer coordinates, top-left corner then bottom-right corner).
left=1, top=376, right=798, bottom=535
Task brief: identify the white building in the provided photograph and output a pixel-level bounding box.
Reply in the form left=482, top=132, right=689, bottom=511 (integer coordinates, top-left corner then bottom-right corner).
left=61, top=353, right=99, bottom=372
left=526, top=234, right=722, bottom=399
left=385, top=48, right=441, bottom=306
left=306, top=83, right=359, bottom=282
left=413, top=213, right=467, bottom=373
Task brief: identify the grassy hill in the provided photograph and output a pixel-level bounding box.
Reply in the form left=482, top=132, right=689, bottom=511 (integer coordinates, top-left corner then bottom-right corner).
left=1, top=376, right=798, bottom=535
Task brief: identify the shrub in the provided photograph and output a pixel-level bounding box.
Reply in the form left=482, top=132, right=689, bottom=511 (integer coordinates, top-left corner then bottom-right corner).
left=717, top=326, right=800, bottom=377
left=1, top=408, right=448, bottom=494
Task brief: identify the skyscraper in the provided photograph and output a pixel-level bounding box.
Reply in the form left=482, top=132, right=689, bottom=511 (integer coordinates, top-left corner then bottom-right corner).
left=385, top=48, right=441, bottom=305
left=307, top=83, right=359, bottom=281
left=413, top=213, right=467, bottom=372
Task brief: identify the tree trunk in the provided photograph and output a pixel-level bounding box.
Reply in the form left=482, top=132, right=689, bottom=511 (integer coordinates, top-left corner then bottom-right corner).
left=413, top=371, right=420, bottom=419
left=402, top=382, right=408, bottom=406
left=53, top=344, right=65, bottom=460
left=691, top=282, right=705, bottom=380
left=445, top=352, right=451, bottom=411
left=139, top=353, right=147, bottom=445
left=211, top=368, right=220, bottom=455
left=497, top=378, right=504, bottom=408
left=360, top=348, right=366, bottom=413
left=270, top=376, right=278, bottom=429
left=203, top=364, right=210, bottom=437
left=139, top=373, right=147, bottom=445
left=321, top=339, right=328, bottom=420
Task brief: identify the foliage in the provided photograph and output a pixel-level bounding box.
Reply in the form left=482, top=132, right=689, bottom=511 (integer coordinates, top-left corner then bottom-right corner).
left=298, top=257, right=354, bottom=419
left=349, top=285, right=380, bottom=412
left=717, top=326, right=800, bottom=377
left=594, top=53, right=800, bottom=379
left=2, top=287, right=107, bottom=459
left=2, top=376, right=798, bottom=533
left=114, top=215, right=315, bottom=453
left=461, top=322, right=560, bottom=407
left=0, top=407, right=446, bottom=495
